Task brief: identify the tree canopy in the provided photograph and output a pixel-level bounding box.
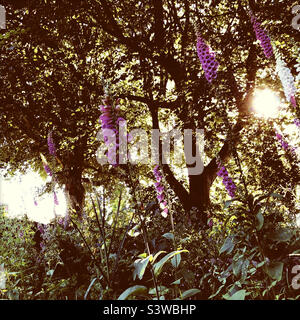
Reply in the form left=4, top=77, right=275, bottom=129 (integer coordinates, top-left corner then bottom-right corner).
left=0, top=0, right=300, bottom=301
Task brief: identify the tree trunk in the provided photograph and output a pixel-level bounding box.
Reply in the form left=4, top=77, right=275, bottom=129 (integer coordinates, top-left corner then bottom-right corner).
left=64, top=167, right=85, bottom=218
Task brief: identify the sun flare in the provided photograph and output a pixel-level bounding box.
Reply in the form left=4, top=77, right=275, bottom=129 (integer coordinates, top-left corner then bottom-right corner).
left=252, top=89, right=281, bottom=118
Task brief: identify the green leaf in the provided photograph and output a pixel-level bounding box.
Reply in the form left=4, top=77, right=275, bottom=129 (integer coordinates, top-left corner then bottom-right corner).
left=256, top=210, right=264, bottom=231
left=269, top=229, right=293, bottom=242
left=232, top=258, right=243, bottom=277
left=117, top=285, right=148, bottom=300
left=84, top=278, right=97, bottom=300
left=225, top=289, right=246, bottom=300
left=270, top=193, right=283, bottom=199
left=154, top=250, right=188, bottom=277
left=241, top=260, right=249, bottom=282
left=208, top=284, right=225, bottom=299
left=149, top=286, right=168, bottom=295
left=171, top=278, right=182, bottom=285
left=162, top=233, right=174, bottom=241
left=265, top=262, right=284, bottom=281
left=219, top=236, right=235, bottom=254
left=179, top=289, right=201, bottom=300
left=224, top=200, right=234, bottom=208
left=171, top=253, right=181, bottom=268
left=152, top=251, right=166, bottom=264
left=46, top=269, right=54, bottom=278
left=133, top=256, right=151, bottom=281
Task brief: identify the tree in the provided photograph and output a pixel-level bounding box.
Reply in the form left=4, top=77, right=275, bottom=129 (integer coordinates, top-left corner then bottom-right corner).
left=0, top=0, right=299, bottom=226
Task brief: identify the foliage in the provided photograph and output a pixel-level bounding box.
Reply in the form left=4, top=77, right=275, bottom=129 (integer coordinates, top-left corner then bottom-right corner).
left=0, top=0, right=300, bottom=300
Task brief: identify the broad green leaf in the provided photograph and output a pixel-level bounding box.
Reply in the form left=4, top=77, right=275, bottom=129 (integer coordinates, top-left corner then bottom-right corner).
left=232, top=258, right=243, bottom=277
left=225, top=289, right=246, bottom=300
left=171, top=253, right=181, bottom=268
left=152, top=251, right=166, bottom=264
left=133, top=256, right=151, bottom=280
left=117, top=285, right=148, bottom=300
left=154, top=250, right=188, bottom=277
left=180, top=289, right=201, bottom=300
left=265, top=261, right=284, bottom=281
left=162, top=232, right=174, bottom=241
left=219, top=236, right=235, bottom=254
left=171, top=278, right=182, bottom=285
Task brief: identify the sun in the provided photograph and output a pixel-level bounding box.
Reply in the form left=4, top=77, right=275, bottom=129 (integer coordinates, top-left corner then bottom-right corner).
left=252, top=89, right=281, bottom=118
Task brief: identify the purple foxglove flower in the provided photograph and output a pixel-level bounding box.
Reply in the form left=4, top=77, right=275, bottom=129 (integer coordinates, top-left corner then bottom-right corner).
left=250, top=13, right=273, bottom=58
left=217, top=163, right=236, bottom=198
left=34, top=200, right=38, bottom=206
left=291, top=96, right=297, bottom=108
left=157, top=194, right=164, bottom=202
left=196, top=35, right=219, bottom=83
left=43, top=164, right=52, bottom=176
left=275, top=131, right=296, bottom=154
left=156, top=185, right=164, bottom=194
left=275, top=57, right=296, bottom=105
left=54, top=192, right=59, bottom=205
left=294, top=119, right=300, bottom=128
left=161, top=208, right=168, bottom=218
left=117, top=117, right=126, bottom=124
left=37, top=223, right=44, bottom=234
left=99, top=105, right=110, bottom=112
left=47, top=131, right=56, bottom=156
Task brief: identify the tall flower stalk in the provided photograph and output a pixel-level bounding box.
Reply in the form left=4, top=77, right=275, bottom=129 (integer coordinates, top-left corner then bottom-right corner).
left=250, top=12, right=273, bottom=58
left=274, top=47, right=297, bottom=107
left=216, top=160, right=236, bottom=198
left=99, top=96, right=125, bottom=166
left=47, top=130, right=56, bottom=156
left=195, top=24, right=219, bottom=83
left=153, top=165, right=168, bottom=218
left=275, top=131, right=297, bottom=154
